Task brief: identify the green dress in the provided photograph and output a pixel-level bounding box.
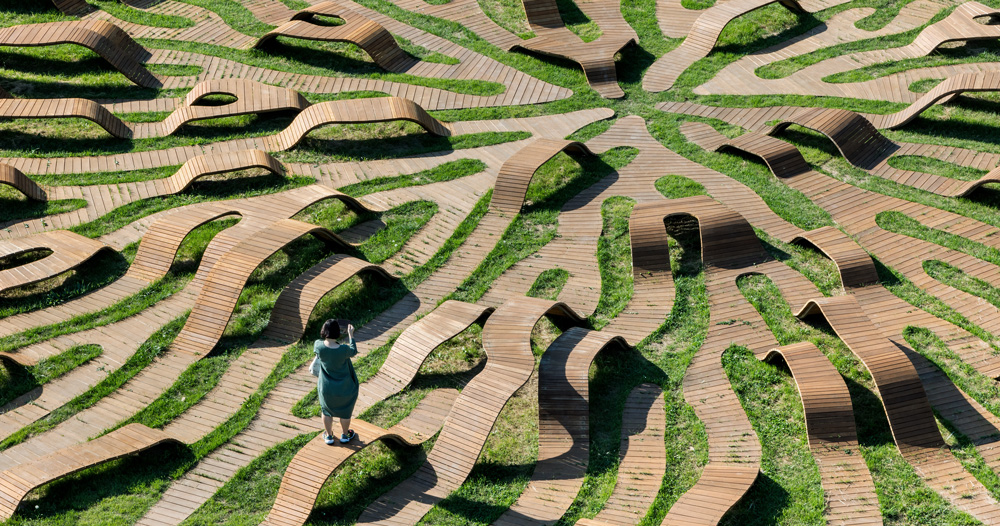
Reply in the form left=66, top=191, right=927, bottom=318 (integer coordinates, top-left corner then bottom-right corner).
left=314, top=338, right=359, bottom=418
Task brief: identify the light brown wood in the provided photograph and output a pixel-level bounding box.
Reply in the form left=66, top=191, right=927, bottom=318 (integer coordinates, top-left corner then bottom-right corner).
left=0, top=424, right=179, bottom=520
left=577, top=383, right=666, bottom=526
left=261, top=389, right=458, bottom=526
left=0, top=20, right=160, bottom=87
left=0, top=230, right=111, bottom=294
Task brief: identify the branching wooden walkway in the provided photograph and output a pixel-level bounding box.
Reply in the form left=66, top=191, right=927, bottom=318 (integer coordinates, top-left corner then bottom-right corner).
left=261, top=389, right=458, bottom=526
left=796, top=296, right=1000, bottom=523
left=759, top=342, right=881, bottom=525
left=644, top=0, right=809, bottom=92
left=355, top=297, right=586, bottom=526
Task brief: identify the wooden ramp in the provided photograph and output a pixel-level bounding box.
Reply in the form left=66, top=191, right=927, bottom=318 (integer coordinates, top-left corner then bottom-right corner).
left=490, top=138, right=595, bottom=214
left=791, top=227, right=878, bottom=288
left=167, top=218, right=351, bottom=359
left=0, top=163, right=46, bottom=201
left=795, top=296, right=1000, bottom=524
left=355, top=297, right=586, bottom=526
left=0, top=230, right=111, bottom=294
left=867, top=72, right=1000, bottom=129
left=0, top=20, right=160, bottom=88
left=514, top=0, right=636, bottom=98
left=604, top=201, right=680, bottom=343
left=0, top=424, right=179, bottom=520
left=133, top=252, right=397, bottom=524
left=759, top=342, right=881, bottom=526
left=255, top=1, right=413, bottom=72
left=354, top=300, right=492, bottom=415
left=260, top=98, right=452, bottom=151
left=577, top=383, right=666, bottom=526
left=643, top=0, right=806, bottom=92
left=493, top=327, right=630, bottom=525
left=261, top=389, right=458, bottom=526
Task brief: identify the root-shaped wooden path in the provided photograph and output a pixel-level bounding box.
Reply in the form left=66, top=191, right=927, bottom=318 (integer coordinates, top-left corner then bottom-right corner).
left=0, top=230, right=112, bottom=294
left=0, top=424, right=179, bottom=520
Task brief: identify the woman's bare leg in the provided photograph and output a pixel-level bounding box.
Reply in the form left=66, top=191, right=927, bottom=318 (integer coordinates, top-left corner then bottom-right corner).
left=340, top=418, right=351, bottom=435
left=323, top=415, right=335, bottom=437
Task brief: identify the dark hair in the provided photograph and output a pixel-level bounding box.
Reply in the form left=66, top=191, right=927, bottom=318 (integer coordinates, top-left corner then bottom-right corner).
left=320, top=319, right=340, bottom=340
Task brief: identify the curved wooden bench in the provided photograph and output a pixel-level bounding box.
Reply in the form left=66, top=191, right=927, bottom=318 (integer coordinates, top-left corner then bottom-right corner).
left=791, top=226, right=878, bottom=288
left=868, top=72, right=1000, bottom=129
left=643, top=0, right=805, bottom=92
left=137, top=79, right=311, bottom=139
left=795, top=295, right=1000, bottom=522
left=767, top=107, right=898, bottom=170
left=253, top=253, right=394, bottom=345
left=758, top=342, right=880, bottom=525
left=0, top=163, right=46, bottom=201
left=576, top=383, right=665, bottom=526
left=158, top=149, right=286, bottom=195
left=765, top=106, right=1000, bottom=197
left=907, top=2, right=1000, bottom=57
left=0, top=424, right=179, bottom=521
left=167, top=218, right=351, bottom=359
left=513, top=0, right=636, bottom=99
left=262, top=97, right=451, bottom=151
left=255, top=1, right=412, bottom=72
left=0, top=230, right=111, bottom=294
left=491, top=138, right=595, bottom=215
left=0, top=98, right=131, bottom=139
left=356, top=296, right=586, bottom=526
left=355, top=300, right=492, bottom=414
left=680, top=121, right=814, bottom=179
left=0, top=20, right=160, bottom=88
left=261, top=389, right=458, bottom=526
left=493, top=327, right=630, bottom=525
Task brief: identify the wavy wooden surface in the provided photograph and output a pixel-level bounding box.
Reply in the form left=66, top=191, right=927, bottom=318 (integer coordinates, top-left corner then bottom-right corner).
left=759, top=342, right=881, bottom=526
left=0, top=230, right=111, bottom=294
left=796, top=296, right=1000, bottom=523
left=0, top=424, right=179, bottom=520
left=0, top=163, right=46, bottom=201
left=643, top=0, right=808, bottom=92
left=0, top=20, right=160, bottom=87
left=261, top=389, right=458, bottom=526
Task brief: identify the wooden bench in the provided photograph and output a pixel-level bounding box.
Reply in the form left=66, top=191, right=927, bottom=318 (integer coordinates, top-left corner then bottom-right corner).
left=0, top=20, right=160, bottom=88
left=0, top=424, right=179, bottom=520
left=490, top=138, right=595, bottom=215
left=0, top=230, right=111, bottom=294
left=0, top=163, right=46, bottom=201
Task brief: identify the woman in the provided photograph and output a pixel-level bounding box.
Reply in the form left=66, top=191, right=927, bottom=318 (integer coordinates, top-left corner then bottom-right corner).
left=314, top=319, right=359, bottom=445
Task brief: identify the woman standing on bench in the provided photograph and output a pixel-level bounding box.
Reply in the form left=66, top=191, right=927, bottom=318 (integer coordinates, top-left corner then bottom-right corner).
left=315, top=319, right=359, bottom=445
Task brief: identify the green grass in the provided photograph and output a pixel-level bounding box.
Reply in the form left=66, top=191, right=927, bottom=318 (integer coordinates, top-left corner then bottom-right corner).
left=0, top=343, right=102, bottom=407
